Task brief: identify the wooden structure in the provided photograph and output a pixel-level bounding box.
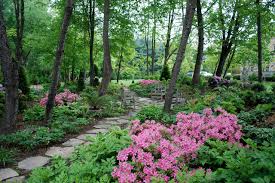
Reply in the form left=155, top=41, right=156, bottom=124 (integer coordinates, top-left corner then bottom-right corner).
left=150, top=84, right=166, bottom=100
left=172, top=89, right=185, bottom=104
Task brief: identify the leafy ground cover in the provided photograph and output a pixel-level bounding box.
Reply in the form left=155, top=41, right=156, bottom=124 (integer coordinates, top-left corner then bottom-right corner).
left=0, top=83, right=126, bottom=168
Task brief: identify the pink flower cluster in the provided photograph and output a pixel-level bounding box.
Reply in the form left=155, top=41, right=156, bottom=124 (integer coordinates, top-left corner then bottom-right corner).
left=139, top=80, right=159, bottom=86
left=39, top=89, right=79, bottom=107
left=112, top=108, right=242, bottom=183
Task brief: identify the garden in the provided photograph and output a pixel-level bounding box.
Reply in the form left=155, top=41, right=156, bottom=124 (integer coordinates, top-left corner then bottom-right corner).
left=0, top=0, right=275, bottom=182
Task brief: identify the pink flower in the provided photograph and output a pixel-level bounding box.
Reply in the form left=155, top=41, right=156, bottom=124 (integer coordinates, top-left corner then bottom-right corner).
left=39, top=90, right=79, bottom=107
left=139, top=80, right=159, bottom=86
left=112, top=108, right=243, bottom=182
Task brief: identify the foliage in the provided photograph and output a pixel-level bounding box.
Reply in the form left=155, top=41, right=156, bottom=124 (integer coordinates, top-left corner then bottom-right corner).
left=137, top=105, right=175, bottom=124
left=23, top=104, right=45, bottom=122
left=160, top=64, right=171, bottom=81
left=77, top=71, right=85, bottom=92
left=251, top=82, right=266, bottom=92
left=27, top=128, right=131, bottom=183
left=112, top=108, right=242, bottom=182
left=0, top=127, right=65, bottom=150
left=0, top=147, right=16, bottom=167
left=82, top=87, right=112, bottom=110
left=190, top=140, right=275, bottom=183
left=129, top=83, right=154, bottom=97
left=0, top=92, right=4, bottom=119
left=18, top=66, right=30, bottom=95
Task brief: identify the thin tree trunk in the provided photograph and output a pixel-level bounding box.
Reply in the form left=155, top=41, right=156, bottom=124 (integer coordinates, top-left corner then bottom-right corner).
left=89, top=0, right=96, bottom=86
left=256, top=0, right=263, bottom=82
left=215, top=0, right=239, bottom=77
left=151, top=25, right=156, bottom=75
left=99, top=0, right=112, bottom=96
left=164, top=9, right=174, bottom=65
left=223, top=45, right=236, bottom=78
left=164, top=0, right=196, bottom=112
left=45, top=0, right=74, bottom=122
left=0, top=4, right=19, bottom=133
left=192, top=0, right=204, bottom=85
left=145, top=21, right=149, bottom=76
left=117, top=48, right=123, bottom=83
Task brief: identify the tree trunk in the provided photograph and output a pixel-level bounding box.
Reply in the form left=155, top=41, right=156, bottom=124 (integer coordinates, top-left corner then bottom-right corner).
left=164, top=10, right=174, bottom=65
left=145, top=21, right=149, bottom=76
left=0, top=5, right=19, bottom=133
left=45, top=0, right=74, bottom=122
left=215, top=0, right=239, bottom=77
left=151, top=26, right=156, bottom=75
left=89, top=0, right=96, bottom=86
left=13, top=0, right=24, bottom=65
left=117, top=48, right=123, bottom=83
left=256, top=0, right=263, bottom=82
left=192, top=0, right=204, bottom=85
left=223, top=45, right=236, bottom=78
left=163, top=0, right=196, bottom=112
left=99, top=0, right=112, bottom=96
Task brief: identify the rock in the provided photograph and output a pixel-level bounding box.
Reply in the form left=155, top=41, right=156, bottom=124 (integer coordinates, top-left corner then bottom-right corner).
left=4, top=176, right=25, bottom=183
left=0, top=169, right=19, bottom=181
left=45, top=147, right=74, bottom=159
left=86, top=129, right=108, bottom=134
left=62, top=138, right=84, bottom=147
left=18, top=156, right=50, bottom=171
left=116, top=119, right=129, bottom=124
left=76, top=134, right=96, bottom=141
left=93, top=124, right=112, bottom=129
left=105, top=117, right=120, bottom=120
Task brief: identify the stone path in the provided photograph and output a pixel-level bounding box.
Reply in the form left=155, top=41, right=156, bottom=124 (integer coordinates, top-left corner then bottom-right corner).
left=0, top=96, right=163, bottom=182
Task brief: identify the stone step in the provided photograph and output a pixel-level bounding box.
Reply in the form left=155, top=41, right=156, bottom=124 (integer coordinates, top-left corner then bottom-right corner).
left=0, top=168, right=19, bottom=181
left=18, top=156, right=50, bottom=171
left=45, top=147, right=74, bottom=159
left=62, top=138, right=85, bottom=147
left=76, top=133, right=97, bottom=141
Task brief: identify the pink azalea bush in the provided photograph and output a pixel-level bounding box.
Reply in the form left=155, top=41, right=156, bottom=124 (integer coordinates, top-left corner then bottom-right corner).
left=139, top=80, right=160, bottom=86
left=39, top=89, right=79, bottom=107
left=112, top=108, right=242, bottom=183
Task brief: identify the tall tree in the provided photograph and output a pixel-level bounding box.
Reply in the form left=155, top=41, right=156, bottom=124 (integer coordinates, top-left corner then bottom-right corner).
left=45, top=0, right=74, bottom=122
left=0, top=3, right=19, bottom=133
left=164, top=0, right=196, bottom=112
left=89, top=0, right=96, bottom=86
left=192, top=0, right=204, bottom=85
left=215, top=0, right=240, bottom=77
left=99, top=0, right=112, bottom=96
left=256, top=0, right=263, bottom=82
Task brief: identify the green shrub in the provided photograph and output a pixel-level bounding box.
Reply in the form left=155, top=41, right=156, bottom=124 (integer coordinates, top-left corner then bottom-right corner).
left=23, top=105, right=45, bottom=122
left=27, top=128, right=131, bottom=183
left=82, top=87, right=112, bottom=110
left=18, top=66, right=30, bottom=95
left=0, top=147, right=16, bottom=167
left=187, top=140, right=275, bottom=182
left=0, top=92, right=4, bottom=119
left=160, top=64, right=171, bottom=81
left=251, top=82, right=265, bottom=92
left=137, top=105, right=175, bottom=124
left=77, top=70, right=85, bottom=92
left=129, top=83, right=153, bottom=97
left=248, top=73, right=258, bottom=81
left=0, top=127, right=64, bottom=150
